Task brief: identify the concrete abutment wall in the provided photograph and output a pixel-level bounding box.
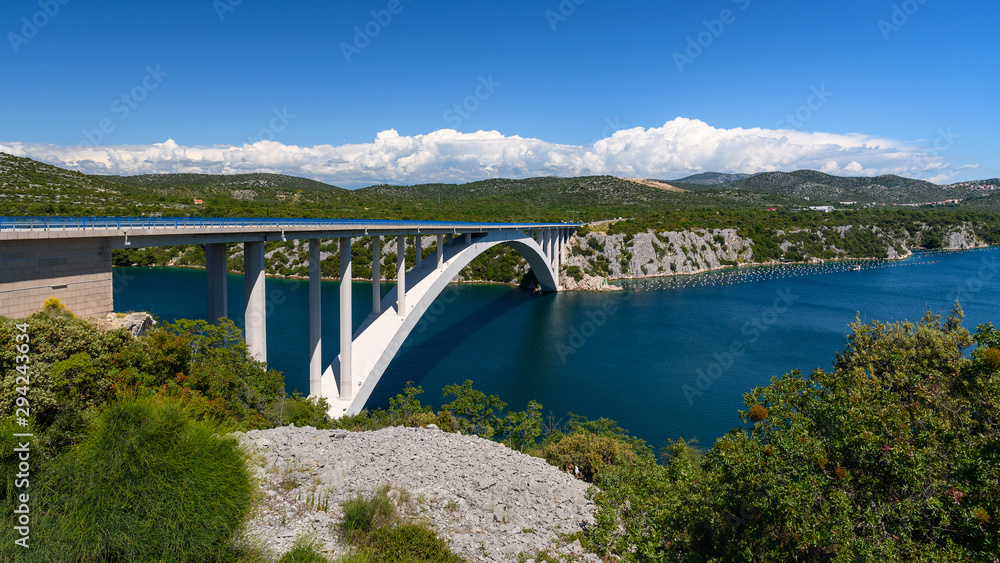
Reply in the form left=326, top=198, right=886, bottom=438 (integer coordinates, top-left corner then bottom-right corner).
left=0, top=237, right=113, bottom=319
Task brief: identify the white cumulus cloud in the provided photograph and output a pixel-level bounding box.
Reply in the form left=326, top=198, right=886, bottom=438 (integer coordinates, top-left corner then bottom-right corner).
left=0, top=118, right=969, bottom=188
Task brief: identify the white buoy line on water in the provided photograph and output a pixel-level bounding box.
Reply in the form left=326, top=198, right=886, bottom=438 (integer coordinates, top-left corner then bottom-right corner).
left=621, top=247, right=995, bottom=292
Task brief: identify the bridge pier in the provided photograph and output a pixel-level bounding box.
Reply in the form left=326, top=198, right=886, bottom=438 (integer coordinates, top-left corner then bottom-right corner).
left=309, top=239, right=322, bottom=398
left=338, top=237, right=352, bottom=399
left=372, top=236, right=382, bottom=314
left=322, top=227, right=565, bottom=417
left=206, top=243, right=228, bottom=324
left=553, top=230, right=559, bottom=276
left=244, top=241, right=267, bottom=363
left=414, top=234, right=422, bottom=269
left=396, top=235, right=406, bottom=315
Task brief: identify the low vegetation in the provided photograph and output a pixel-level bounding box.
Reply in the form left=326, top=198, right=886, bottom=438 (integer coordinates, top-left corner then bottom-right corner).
left=586, top=308, right=1000, bottom=562
left=1, top=301, right=998, bottom=561
left=338, top=487, right=463, bottom=563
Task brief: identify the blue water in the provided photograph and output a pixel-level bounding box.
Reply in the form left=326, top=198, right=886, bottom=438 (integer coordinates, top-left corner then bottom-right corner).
left=113, top=247, right=1000, bottom=451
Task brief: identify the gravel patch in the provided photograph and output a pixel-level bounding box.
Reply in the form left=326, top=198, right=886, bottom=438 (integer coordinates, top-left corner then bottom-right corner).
left=235, top=425, right=601, bottom=562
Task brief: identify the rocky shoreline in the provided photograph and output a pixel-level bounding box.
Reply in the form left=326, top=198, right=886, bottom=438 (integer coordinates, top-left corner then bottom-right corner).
left=127, top=224, right=991, bottom=294
left=235, top=425, right=601, bottom=562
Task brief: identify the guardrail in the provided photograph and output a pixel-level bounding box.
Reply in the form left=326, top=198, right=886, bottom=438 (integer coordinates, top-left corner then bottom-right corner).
left=0, top=216, right=578, bottom=232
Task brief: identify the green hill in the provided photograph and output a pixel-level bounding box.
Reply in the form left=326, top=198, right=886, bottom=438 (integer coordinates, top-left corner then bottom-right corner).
left=0, top=152, right=143, bottom=215
left=672, top=172, right=755, bottom=185
left=104, top=172, right=344, bottom=193
left=1, top=153, right=997, bottom=220
left=722, top=170, right=974, bottom=204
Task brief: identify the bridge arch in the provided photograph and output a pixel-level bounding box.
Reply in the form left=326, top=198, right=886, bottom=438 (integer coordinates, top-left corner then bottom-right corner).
left=321, top=229, right=561, bottom=416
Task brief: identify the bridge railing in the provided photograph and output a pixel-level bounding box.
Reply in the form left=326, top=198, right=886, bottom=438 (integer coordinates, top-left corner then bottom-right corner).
left=0, top=216, right=579, bottom=232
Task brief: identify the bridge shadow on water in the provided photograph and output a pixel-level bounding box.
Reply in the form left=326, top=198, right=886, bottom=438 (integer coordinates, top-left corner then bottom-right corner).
left=363, top=285, right=548, bottom=409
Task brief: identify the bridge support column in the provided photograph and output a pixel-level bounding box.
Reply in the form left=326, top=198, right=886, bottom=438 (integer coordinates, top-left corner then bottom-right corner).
left=465, top=232, right=471, bottom=245
left=542, top=230, right=551, bottom=272
left=397, top=235, right=406, bottom=315
left=536, top=230, right=542, bottom=246
left=309, top=239, right=322, bottom=397
left=206, top=243, right=228, bottom=324
left=436, top=234, right=444, bottom=269
left=244, top=241, right=267, bottom=363
left=372, top=236, right=381, bottom=314
left=339, top=237, right=352, bottom=399
left=414, top=235, right=422, bottom=268
left=554, top=230, right=561, bottom=278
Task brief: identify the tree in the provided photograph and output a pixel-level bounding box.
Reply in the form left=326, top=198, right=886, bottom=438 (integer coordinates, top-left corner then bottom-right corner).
left=588, top=307, right=1000, bottom=562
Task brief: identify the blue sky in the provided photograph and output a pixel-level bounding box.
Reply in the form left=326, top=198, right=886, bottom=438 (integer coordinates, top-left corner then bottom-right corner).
left=1, top=0, right=997, bottom=187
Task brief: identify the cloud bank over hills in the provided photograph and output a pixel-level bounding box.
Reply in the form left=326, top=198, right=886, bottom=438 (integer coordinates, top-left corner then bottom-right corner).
left=1, top=118, right=972, bottom=187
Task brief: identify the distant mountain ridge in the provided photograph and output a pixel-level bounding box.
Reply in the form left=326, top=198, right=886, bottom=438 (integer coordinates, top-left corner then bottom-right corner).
left=104, top=172, right=345, bottom=192
left=722, top=170, right=977, bottom=204
left=664, top=169, right=998, bottom=207
left=2, top=152, right=999, bottom=215
left=673, top=172, right=755, bottom=185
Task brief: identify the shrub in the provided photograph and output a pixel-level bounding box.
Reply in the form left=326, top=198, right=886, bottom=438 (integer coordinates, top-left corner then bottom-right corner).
left=31, top=396, right=255, bottom=561
left=542, top=432, right=639, bottom=482
left=565, top=265, right=584, bottom=282
left=279, top=537, right=330, bottom=563
left=339, top=487, right=398, bottom=541
left=42, top=296, right=73, bottom=317
left=587, top=307, right=1000, bottom=562
left=362, top=524, right=463, bottom=563
left=269, top=393, right=333, bottom=428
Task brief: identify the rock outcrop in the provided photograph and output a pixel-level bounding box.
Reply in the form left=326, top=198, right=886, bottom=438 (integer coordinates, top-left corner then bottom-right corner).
left=563, top=229, right=753, bottom=281
left=236, top=425, right=599, bottom=562
left=101, top=312, right=156, bottom=337
left=561, top=222, right=988, bottom=285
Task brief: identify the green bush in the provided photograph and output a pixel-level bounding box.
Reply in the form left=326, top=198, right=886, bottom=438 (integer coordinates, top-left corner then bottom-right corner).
left=565, top=265, right=584, bottom=281
left=279, top=537, right=330, bottom=563
left=542, top=432, right=639, bottom=482
left=25, top=396, right=255, bottom=561
left=361, top=524, right=463, bottom=563
left=269, top=393, right=334, bottom=428
left=339, top=487, right=398, bottom=541
left=586, top=308, right=1000, bottom=562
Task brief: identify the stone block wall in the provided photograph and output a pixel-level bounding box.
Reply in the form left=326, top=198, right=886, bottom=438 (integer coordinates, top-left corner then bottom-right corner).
left=0, top=238, right=113, bottom=319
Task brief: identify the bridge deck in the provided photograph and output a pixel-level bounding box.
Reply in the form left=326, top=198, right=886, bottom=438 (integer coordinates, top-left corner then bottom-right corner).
left=0, top=217, right=573, bottom=243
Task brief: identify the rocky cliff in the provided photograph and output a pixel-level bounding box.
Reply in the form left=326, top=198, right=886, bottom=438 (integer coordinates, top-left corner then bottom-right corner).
left=559, top=222, right=989, bottom=289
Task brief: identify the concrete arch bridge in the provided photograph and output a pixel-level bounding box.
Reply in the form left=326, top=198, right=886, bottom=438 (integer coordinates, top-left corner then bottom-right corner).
left=0, top=217, right=577, bottom=416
